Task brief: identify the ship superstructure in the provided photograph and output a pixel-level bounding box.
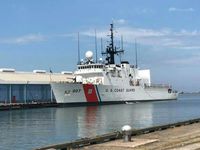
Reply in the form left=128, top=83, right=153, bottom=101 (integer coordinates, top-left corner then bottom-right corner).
left=51, top=24, right=178, bottom=104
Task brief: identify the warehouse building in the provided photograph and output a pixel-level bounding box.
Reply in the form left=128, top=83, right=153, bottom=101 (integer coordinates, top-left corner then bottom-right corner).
left=0, top=68, right=73, bottom=104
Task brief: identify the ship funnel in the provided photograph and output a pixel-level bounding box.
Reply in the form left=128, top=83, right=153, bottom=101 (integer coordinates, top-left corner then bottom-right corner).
left=85, top=51, right=93, bottom=61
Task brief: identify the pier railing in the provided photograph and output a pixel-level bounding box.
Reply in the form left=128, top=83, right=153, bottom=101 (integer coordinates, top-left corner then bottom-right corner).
left=35, top=118, right=200, bottom=150
left=145, top=84, right=171, bottom=89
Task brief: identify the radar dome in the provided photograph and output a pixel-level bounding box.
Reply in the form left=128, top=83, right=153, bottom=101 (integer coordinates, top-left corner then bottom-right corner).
left=85, top=51, right=93, bottom=60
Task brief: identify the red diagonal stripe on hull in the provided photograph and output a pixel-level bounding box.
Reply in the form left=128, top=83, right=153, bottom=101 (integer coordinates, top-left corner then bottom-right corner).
left=83, top=84, right=98, bottom=102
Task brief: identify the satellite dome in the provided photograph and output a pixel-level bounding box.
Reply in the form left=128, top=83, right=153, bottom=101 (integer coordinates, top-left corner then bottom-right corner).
left=85, top=51, right=93, bottom=60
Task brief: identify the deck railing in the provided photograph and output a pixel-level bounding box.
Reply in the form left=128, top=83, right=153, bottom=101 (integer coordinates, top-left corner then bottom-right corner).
left=145, top=84, right=171, bottom=89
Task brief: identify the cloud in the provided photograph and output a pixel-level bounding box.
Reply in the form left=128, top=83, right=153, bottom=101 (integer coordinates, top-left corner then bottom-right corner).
left=81, top=26, right=200, bottom=50
left=165, top=53, right=200, bottom=65
left=134, top=8, right=154, bottom=14
left=81, top=29, right=109, bottom=39
left=169, top=7, right=195, bottom=12
left=0, top=32, right=79, bottom=45
left=0, top=34, right=46, bottom=44
left=176, top=46, right=200, bottom=50
left=54, top=33, right=76, bottom=38
left=114, top=19, right=126, bottom=25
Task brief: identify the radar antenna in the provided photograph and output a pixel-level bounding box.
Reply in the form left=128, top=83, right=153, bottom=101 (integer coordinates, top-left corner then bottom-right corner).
left=77, top=32, right=80, bottom=65
left=135, top=39, right=138, bottom=68
left=102, top=23, right=124, bottom=64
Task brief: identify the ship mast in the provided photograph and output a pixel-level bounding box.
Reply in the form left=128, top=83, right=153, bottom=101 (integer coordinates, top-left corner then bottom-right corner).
left=102, top=23, right=124, bottom=64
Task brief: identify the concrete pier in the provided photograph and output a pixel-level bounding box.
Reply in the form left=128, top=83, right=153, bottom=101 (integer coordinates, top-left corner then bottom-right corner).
left=80, top=122, right=200, bottom=150
left=36, top=118, right=200, bottom=150
left=0, top=102, right=58, bottom=110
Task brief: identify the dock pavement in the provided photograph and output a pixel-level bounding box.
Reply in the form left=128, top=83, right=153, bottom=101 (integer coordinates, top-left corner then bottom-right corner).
left=78, top=122, right=200, bottom=150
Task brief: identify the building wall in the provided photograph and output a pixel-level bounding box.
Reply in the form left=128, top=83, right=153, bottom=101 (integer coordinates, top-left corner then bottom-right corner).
left=0, top=71, right=73, bottom=103
left=0, top=84, right=55, bottom=103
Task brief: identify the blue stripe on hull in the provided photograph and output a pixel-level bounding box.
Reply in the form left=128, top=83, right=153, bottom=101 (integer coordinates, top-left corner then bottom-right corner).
left=95, top=85, right=101, bottom=103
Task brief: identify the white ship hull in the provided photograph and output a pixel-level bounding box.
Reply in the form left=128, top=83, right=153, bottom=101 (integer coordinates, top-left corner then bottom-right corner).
left=51, top=24, right=178, bottom=105
left=51, top=83, right=178, bottom=104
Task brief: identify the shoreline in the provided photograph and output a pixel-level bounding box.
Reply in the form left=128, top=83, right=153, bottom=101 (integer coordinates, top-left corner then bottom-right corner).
left=0, top=102, right=58, bottom=110
left=36, top=118, right=200, bottom=150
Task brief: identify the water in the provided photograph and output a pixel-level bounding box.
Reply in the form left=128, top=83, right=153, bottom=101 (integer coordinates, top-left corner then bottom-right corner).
left=0, top=94, right=200, bottom=150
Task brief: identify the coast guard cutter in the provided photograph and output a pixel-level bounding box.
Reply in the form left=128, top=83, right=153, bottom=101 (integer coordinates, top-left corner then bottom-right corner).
left=51, top=24, right=178, bottom=105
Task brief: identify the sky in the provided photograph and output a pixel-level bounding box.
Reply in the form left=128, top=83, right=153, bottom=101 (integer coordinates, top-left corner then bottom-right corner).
left=0, top=0, right=200, bottom=92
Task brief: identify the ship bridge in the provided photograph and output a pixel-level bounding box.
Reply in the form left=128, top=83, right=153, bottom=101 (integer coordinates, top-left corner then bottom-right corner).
left=77, top=64, right=104, bottom=70
left=76, top=64, right=104, bottom=74
left=75, top=63, right=105, bottom=84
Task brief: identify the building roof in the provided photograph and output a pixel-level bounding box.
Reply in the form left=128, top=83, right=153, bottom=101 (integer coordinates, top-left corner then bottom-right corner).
left=0, top=71, right=73, bottom=84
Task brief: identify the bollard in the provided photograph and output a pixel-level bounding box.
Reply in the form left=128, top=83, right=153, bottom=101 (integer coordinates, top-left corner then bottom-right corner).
left=121, top=125, right=132, bottom=142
